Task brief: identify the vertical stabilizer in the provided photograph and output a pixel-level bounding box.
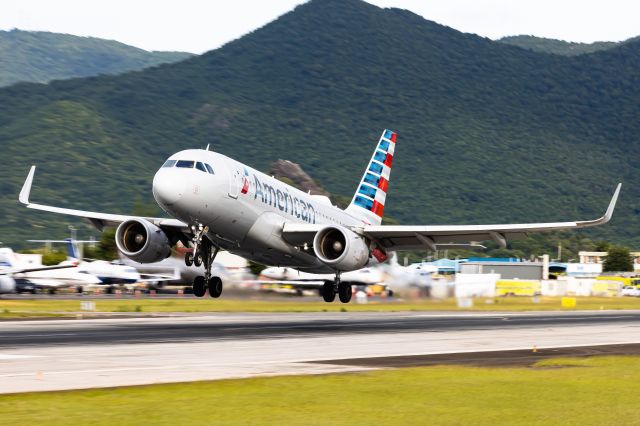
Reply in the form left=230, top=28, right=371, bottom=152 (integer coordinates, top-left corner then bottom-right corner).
left=0, top=248, right=16, bottom=268
left=64, top=238, right=81, bottom=261
left=345, top=129, right=397, bottom=225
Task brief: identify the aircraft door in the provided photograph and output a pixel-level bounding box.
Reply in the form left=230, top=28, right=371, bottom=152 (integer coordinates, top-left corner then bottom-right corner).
left=228, top=167, right=240, bottom=199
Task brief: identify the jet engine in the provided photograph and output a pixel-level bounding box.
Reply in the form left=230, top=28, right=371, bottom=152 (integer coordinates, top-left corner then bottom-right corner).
left=0, top=275, right=16, bottom=294
left=313, top=226, right=370, bottom=271
left=115, top=219, right=171, bottom=263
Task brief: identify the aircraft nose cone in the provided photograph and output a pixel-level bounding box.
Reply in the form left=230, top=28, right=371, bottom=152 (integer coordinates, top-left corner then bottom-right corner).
left=153, top=169, right=185, bottom=206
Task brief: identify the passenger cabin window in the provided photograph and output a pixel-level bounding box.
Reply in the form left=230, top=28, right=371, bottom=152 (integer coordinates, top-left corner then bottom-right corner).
left=176, top=160, right=195, bottom=168
left=195, top=162, right=207, bottom=173
left=162, top=159, right=177, bottom=168
left=204, top=164, right=215, bottom=174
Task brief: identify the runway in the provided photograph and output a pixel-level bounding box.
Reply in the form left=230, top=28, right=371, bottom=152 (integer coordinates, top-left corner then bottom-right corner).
left=1, top=311, right=639, bottom=394
left=3, top=311, right=640, bottom=348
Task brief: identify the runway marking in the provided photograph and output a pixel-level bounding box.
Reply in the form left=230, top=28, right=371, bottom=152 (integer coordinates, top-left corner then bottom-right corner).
left=0, top=360, right=369, bottom=378
left=0, top=354, right=42, bottom=360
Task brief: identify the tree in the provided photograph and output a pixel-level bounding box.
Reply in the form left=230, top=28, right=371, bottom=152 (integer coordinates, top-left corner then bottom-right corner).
left=96, top=228, right=118, bottom=261
left=603, top=246, right=634, bottom=272
left=248, top=261, right=266, bottom=276
left=595, top=241, right=611, bottom=252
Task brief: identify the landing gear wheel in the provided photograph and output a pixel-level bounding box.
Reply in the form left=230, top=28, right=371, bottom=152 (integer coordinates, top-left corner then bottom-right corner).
left=338, top=283, right=352, bottom=304
left=208, top=276, right=223, bottom=298
left=185, top=252, right=194, bottom=267
left=322, top=281, right=336, bottom=303
left=193, top=276, right=206, bottom=297
left=194, top=252, right=203, bottom=267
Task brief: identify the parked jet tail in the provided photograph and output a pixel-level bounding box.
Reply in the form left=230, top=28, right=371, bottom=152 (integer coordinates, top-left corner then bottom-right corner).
left=27, top=238, right=93, bottom=262
left=345, top=129, right=397, bottom=225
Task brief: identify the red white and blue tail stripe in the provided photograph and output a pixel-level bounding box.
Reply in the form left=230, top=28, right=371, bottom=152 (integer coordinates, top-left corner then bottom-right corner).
left=345, top=129, right=396, bottom=225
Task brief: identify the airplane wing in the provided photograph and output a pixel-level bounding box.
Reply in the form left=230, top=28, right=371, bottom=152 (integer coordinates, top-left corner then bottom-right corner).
left=19, top=166, right=188, bottom=233
left=138, top=269, right=182, bottom=282
left=0, top=264, right=76, bottom=276
left=283, top=183, right=621, bottom=251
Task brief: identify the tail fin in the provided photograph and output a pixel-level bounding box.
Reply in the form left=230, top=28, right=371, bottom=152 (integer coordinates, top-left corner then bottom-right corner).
left=345, top=129, right=397, bottom=225
left=0, top=248, right=16, bottom=268
left=64, top=238, right=80, bottom=261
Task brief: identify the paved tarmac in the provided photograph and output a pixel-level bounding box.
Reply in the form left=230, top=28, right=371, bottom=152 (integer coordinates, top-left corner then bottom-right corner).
left=0, top=311, right=639, bottom=394
left=2, top=311, right=639, bottom=348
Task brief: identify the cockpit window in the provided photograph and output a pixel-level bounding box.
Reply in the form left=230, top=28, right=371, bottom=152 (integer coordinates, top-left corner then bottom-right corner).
left=204, top=164, right=215, bottom=174
left=195, top=162, right=207, bottom=173
left=176, top=160, right=195, bottom=168
left=162, top=159, right=177, bottom=168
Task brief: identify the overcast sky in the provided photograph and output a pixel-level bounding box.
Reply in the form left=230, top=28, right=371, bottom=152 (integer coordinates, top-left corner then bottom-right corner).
left=0, top=0, right=638, bottom=54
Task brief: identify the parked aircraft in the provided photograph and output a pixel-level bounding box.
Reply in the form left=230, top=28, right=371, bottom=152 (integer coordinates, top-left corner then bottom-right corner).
left=118, top=250, right=228, bottom=288
left=19, top=129, right=621, bottom=303
left=258, top=254, right=428, bottom=296
left=259, top=265, right=385, bottom=294
left=29, top=238, right=180, bottom=292
left=0, top=247, right=88, bottom=294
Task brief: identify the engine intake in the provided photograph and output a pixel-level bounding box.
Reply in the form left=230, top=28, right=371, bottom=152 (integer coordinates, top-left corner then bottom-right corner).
left=116, top=219, right=171, bottom=263
left=313, top=226, right=369, bottom=271
left=0, top=276, right=15, bottom=294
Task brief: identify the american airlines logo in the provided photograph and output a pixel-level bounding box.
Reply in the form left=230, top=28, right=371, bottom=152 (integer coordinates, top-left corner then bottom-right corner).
left=253, top=175, right=316, bottom=223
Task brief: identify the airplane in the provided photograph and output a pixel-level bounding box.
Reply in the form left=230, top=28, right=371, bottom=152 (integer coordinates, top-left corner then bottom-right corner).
left=0, top=247, right=81, bottom=294
left=29, top=238, right=181, bottom=292
left=18, top=129, right=621, bottom=303
left=258, top=253, right=429, bottom=296
left=118, top=249, right=230, bottom=289
left=258, top=265, right=386, bottom=295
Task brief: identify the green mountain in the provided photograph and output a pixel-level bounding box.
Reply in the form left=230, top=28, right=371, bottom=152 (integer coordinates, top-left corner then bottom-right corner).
left=0, top=29, right=193, bottom=87
left=499, top=35, right=627, bottom=56
left=0, top=0, right=639, bottom=251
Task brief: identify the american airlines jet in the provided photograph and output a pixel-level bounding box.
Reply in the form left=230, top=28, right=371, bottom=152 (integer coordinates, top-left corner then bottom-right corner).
left=19, top=130, right=621, bottom=303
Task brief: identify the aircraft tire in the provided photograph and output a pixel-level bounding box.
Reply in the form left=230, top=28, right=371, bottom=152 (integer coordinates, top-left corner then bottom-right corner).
left=208, top=276, right=223, bottom=298
left=322, top=281, right=336, bottom=303
left=185, top=252, right=194, bottom=267
left=194, top=252, right=203, bottom=267
left=338, top=283, right=352, bottom=304
left=193, top=276, right=206, bottom=297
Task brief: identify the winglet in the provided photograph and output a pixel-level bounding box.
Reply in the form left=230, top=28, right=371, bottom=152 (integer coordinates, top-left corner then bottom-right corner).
left=604, top=183, right=622, bottom=222
left=577, top=183, right=621, bottom=228
left=19, top=166, right=36, bottom=205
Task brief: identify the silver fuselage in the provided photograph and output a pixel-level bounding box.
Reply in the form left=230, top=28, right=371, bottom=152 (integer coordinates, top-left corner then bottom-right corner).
left=152, top=149, right=363, bottom=272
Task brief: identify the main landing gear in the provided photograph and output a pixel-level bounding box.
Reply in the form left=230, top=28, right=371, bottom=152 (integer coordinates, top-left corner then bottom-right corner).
left=186, top=224, right=224, bottom=298
left=321, top=272, right=352, bottom=304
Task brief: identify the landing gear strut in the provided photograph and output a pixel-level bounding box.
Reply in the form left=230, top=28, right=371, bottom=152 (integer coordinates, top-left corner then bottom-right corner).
left=321, top=272, right=352, bottom=304
left=187, top=224, right=224, bottom=298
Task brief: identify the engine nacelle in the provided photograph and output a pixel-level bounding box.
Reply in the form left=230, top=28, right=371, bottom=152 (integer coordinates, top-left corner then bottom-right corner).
left=313, top=226, right=370, bottom=271
left=115, top=219, right=171, bottom=263
left=0, top=276, right=16, bottom=294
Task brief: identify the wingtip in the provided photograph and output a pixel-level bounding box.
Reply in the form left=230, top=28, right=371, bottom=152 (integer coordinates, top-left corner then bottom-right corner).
left=605, top=182, right=622, bottom=221
left=19, top=165, right=36, bottom=205
left=576, top=182, right=622, bottom=228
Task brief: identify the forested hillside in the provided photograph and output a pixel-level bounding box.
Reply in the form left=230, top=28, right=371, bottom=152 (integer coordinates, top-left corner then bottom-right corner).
left=499, top=35, right=620, bottom=56
left=0, top=0, right=638, bottom=249
left=0, top=29, right=192, bottom=87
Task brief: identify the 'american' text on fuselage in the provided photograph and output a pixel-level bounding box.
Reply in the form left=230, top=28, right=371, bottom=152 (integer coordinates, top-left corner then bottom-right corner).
left=253, top=175, right=316, bottom=223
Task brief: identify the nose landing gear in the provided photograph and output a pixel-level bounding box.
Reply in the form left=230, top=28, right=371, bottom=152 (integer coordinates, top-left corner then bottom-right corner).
left=186, top=224, right=224, bottom=298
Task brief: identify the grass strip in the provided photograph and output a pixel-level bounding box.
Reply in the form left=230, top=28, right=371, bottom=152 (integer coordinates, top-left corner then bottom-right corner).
left=0, top=355, right=637, bottom=425
left=1, top=296, right=640, bottom=318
